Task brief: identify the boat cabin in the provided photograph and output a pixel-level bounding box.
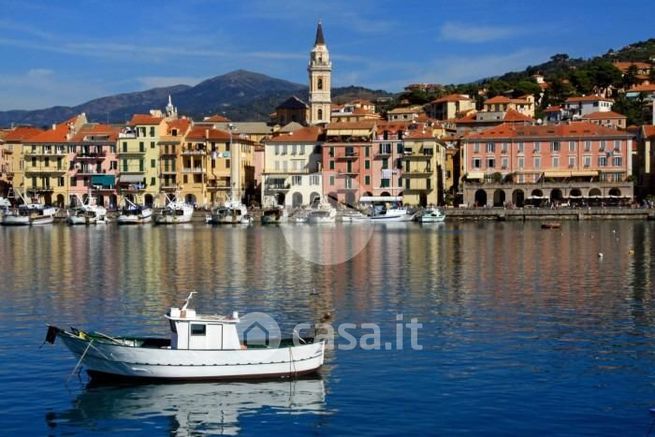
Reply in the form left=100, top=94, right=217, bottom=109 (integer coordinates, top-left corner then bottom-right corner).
left=165, top=306, right=242, bottom=350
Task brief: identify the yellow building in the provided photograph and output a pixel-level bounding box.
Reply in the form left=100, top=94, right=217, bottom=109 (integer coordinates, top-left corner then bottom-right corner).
left=118, top=113, right=166, bottom=207
left=22, top=114, right=87, bottom=206
left=183, top=126, right=255, bottom=206
left=1, top=126, right=44, bottom=200
left=400, top=128, right=446, bottom=206
left=158, top=118, right=191, bottom=203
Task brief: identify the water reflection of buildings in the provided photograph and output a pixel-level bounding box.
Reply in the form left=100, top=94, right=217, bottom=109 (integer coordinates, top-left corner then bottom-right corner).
left=46, top=378, right=326, bottom=436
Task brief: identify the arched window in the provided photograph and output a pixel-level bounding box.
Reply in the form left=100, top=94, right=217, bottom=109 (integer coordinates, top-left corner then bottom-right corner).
left=317, top=109, right=323, bottom=121
left=317, top=77, right=323, bottom=90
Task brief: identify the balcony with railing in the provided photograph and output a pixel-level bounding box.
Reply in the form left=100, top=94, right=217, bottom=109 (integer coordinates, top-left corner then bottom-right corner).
left=24, top=148, right=67, bottom=157
left=25, top=165, right=66, bottom=174
left=402, top=148, right=433, bottom=160
left=403, top=166, right=433, bottom=177
left=182, top=167, right=204, bottom=174
left=74, top=151, right=107, bottom=160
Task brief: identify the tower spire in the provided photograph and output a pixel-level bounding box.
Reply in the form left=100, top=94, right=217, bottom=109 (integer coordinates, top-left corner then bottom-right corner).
left=314, top=20, right=325, bottom=46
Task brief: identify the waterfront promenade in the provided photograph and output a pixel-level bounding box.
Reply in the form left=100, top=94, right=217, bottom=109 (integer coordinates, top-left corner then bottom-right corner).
left=445, top=206, right=655, bottom=221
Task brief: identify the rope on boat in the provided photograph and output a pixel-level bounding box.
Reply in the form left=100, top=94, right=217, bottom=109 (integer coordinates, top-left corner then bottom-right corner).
left=289, top=347, right=297, bottom=377
left=67, top=339, right=94, bottom=383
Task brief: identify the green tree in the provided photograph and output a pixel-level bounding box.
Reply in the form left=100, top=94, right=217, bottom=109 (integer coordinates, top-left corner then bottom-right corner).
left=513, top=79, right=541, bottom=98
left=623, top=64, right=639, bottom=89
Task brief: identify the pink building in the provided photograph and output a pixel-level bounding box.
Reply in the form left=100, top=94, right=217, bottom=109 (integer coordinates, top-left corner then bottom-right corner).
left=371, top=121, right=411, bottom=197
left=322, top=121, right=376, bottom=206
left=69, top=124, right=120, bottom=208
left=461, top=122, right=634, bottom=207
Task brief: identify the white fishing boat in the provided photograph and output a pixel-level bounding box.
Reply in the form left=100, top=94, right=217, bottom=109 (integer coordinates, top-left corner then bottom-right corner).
left=154, top=200, right=194, bottom=224
left=261, top=206, right=288, bottom=224
left=1, top=203, right=57, bottom=226
left=417, top=208, right=445, bottom=223
left=307, top=204, right=337, bottom=224
left=339, top=209, right=369, bottom=223
left=207, top=200, right=252, bottom=225
left=369, top=206, right=414, bottom=222
left=0, top=197, right=10, bottom=220
left=67, top=205, right=108, bottom=225
left=117, top=199, right=152, bottom=225
left=46, top=292, right=325, bottom=381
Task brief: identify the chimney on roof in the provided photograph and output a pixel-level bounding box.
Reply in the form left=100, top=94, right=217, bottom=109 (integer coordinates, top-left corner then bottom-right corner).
left=51, top=124, right=56, bottom=130
left=205, top=129, right=209, bottom=139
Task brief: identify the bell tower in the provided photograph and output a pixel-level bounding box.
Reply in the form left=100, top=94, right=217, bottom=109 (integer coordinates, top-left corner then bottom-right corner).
left=308, top=21, right=331, bottom=125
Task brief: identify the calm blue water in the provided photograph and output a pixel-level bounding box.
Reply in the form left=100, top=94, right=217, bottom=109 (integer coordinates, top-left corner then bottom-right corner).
left=1, top=221, right=655, bottom=435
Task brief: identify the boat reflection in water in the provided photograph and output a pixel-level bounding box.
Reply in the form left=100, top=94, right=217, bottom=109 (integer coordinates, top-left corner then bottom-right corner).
left=46, top=377, right=326, bottom=435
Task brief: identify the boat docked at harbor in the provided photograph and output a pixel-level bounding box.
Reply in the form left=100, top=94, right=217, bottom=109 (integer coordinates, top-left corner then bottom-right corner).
left=261, top=206, right=288, bottom=224
left=307, top=205, right=337, bottom=224
left=417, top=208, right=446, bottom=223
left=45, top=292, right=325, bottom=381
left=1, top=203, right=57, bottom=226
left=153, top=200, right=194, bottom=225
left=207, top=200, right=252, bottom=225
left=116, top=199, right=152, bottom=225
left=0, top=197, right=10, bottom=220
left=67, top=204, right=108, bottom=225
left=368, top=206, right=414, bottom=222
left=359, top=196, right=414, bottom=223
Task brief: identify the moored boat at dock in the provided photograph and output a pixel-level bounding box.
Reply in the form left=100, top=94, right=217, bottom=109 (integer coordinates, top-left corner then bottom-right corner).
left=154, top=200, right=193, bottom=224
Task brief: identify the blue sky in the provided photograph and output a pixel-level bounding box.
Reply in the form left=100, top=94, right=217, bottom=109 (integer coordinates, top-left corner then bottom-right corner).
left=0, top=0, right=654, bottom=110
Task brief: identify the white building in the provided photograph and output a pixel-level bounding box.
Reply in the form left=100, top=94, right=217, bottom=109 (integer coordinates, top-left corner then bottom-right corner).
left=261, top=126, right=323, bottom=208
left=564, top=96, right=614, bottom=119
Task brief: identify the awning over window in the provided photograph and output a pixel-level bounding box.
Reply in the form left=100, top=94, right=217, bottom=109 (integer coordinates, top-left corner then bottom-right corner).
left=119, top=175, right=144, bottom=184
left=91, top=175, right=115, bottom=186
left=543, top=170, right=572, bottom=178
left=571, top=170, right=599, bottom=177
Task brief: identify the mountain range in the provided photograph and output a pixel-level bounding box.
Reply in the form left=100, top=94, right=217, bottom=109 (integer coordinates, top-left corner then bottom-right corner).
left=0, top=70, right=391, bottom=128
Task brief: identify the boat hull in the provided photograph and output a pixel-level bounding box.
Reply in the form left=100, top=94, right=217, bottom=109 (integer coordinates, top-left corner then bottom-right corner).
left=153, top=213, right=192, bottom=224
left=59, top=334, right=324, bottom=381
left=1, top=215, right=30, bottom=226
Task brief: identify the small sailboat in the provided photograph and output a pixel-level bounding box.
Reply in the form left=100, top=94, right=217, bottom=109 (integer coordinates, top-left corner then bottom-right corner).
left=45, top=292, right=325, bottom=381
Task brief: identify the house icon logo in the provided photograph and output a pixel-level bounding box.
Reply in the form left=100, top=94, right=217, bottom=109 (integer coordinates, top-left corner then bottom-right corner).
left=239, top=312, right=281, bottom=348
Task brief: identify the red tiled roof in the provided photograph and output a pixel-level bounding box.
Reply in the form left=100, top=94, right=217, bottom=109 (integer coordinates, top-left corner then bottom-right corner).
left=166, top=118, right=191, bottom=135
left=642, top=125, right=655, bottom=138
left=29, top=116, right=81, bottom=143
left=565, top=95, right=614, bottom=103
left=71, top=124, right=120, bottom=142
left=129, top=114, right=164, bottom=125
left=464, top=122, right=630, bottom=140
left=186, top=126, right=231, bottom=141
left=484, top=95, right=512, bottom=104
left=613, top=61, right=652, bottom=72
left=503, top=108, right=534, bottom=122
left=544, top=105, right=562, bottom=112
left=581, top=111, right=627, bottom=120
left=3, top=126, right=44, bottom=142
left=432, top=93, right=472, bottom=104
left=628, top=83, right=655, bottom=93
left=266, top=126, right=322, bottom=143
left=326, top=121, right=377, bottom=130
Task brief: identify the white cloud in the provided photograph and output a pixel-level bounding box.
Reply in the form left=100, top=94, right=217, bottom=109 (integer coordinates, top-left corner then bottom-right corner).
left=439, top=22, right=521, bottom=43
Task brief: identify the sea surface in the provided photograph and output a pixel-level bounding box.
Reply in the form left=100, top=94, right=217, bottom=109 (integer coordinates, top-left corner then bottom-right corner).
left=1, top=221, right=655, bottom=435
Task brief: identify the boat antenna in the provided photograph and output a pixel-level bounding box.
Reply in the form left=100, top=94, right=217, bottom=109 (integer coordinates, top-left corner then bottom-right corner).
left=181, top=291, right=197, bottom=311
